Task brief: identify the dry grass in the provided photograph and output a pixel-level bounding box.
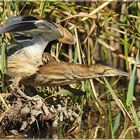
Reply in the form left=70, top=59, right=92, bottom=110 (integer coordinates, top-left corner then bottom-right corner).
left=0, top=1, right=140, bottom=139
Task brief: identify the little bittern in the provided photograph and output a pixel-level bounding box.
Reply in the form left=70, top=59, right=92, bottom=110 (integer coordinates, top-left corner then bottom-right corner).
left=0, top=16, right=74, bottom=94
left=20, top=52, right=128, bottom=87
left=0, top=16, right=128, bottom=99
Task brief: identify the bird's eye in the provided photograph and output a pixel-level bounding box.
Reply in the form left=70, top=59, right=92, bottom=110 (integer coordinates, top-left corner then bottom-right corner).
left=103, top=68, right=112, bottom=74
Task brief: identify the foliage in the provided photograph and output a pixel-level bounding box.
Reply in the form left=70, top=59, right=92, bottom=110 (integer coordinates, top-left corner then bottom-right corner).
left=0, top=1, right=140, bottom=139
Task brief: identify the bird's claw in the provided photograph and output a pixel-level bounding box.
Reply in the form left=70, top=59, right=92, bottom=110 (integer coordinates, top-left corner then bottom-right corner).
left=9, top=84, right=32, bottom=100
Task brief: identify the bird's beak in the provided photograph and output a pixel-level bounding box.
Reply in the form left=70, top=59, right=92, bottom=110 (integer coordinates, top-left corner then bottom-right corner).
left=91, top=63, right=129, bottom=77
left=101, top=67, right=129, bottom=77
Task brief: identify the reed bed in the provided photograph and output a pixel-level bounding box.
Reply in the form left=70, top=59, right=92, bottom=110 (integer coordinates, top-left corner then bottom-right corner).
left=0, top=1, right=140, bottom=139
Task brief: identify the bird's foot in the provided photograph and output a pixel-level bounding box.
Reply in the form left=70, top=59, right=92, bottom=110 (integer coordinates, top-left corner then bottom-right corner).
left=9, top=84, right=32, bottom=100
left=16, top=87, right=33, bottom=100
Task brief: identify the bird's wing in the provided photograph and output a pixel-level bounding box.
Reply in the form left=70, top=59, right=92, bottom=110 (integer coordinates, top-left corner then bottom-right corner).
left=0, top=16, right=64, bottom=42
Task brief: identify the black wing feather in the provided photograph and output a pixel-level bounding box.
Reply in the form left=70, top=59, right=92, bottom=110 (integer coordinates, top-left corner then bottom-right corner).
left=6, top=16, right=38, bottom=25
left=0, top=22, right=37, bottom=34
left=0, top=16, right=63, bottom=42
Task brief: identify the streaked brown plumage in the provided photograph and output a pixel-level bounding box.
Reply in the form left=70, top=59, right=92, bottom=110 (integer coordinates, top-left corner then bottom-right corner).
left=20, top=52, right=128, bottom=87
left=0, top=16, right=74, bottom=90
left=0, top=16, right=128, bottom=99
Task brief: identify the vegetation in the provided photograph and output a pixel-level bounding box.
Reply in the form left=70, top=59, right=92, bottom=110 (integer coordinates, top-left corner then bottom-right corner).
left=0, top=1, right=140, bottom=139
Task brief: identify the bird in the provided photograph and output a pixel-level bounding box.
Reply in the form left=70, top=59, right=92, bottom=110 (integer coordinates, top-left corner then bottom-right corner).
left=0, top=16, right=75, bottom=97
left=0, top=16, right=128, bottom=99
left=20, top=52, right=128, bottom=87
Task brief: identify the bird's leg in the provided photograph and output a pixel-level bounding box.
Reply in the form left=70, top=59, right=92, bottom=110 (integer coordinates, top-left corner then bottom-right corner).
left=10, top=77, right=32, bottom=100
left=16, top=86, right=32, bottom=100
left=10, top=77, right=21, bottom=93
